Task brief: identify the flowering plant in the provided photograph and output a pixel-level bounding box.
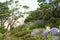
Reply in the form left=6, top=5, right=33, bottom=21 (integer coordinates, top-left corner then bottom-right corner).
left=31, top=29, right=39, bottom=36
left=50, top=28, right=58, bottom=35
left=42, top=30, right=48, bottom=36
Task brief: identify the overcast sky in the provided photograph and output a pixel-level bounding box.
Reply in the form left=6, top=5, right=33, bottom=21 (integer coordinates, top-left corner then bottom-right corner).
left=0, top=0, right=39, bottom=12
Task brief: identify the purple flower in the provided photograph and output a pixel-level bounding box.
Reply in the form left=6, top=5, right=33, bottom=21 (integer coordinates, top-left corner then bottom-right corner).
left=52, top=36, right=58, bottom=40
left=33, top=29, right=39, bottom=34
left=31, top=29, right=39, bottom=36
left=31, top=32, right=36, bottom=36
left=50, top=28, right=58, bottom=35
left=42, top=30, right=48, bottom=36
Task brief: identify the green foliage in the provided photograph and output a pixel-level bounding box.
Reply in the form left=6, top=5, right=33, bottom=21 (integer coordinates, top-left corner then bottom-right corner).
left=0, top=25, right=59, bottom=40
left=48, top=17, right=57, bottom=23
left=55, top=20, right=60, bottom=28
left=25, top=0, right=60, bottom=28
left=10, top=25, right=31, bottom=35
left=47, top=33, right=52, bottom=40
left=0, top=33, right=3, bottom=38
left=0, top=0, right=60, bottom=40
left=38, top=0, right=46, bottom=3
left=30, top=22, right=45, bottom=29
left=0, top=26, right=7, bottom=34
left=0, top=27, right=7, bottom=33
left=0, top=2, right=10, bottom=19
left=47, top=18, right=60, bottom=28
left=14, top=31, right=31, bottom=37
left=23, top=6, right=29, bottom=9
left=5, top=28, right=60, bottom=40
left=25, top=10, right=41, bottom=22
left=58, top=35, right=60, bottom=40
left=9, top=28, right=43, bottom=40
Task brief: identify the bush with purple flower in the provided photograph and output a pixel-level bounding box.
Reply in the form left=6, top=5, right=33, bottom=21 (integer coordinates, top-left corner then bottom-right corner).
left=30, top=28, right=60, bottom=40
left=42, top=30, right=48, bottom=40
left=50, top=28, right=58, bottom=35
left=50, top=28, right=59, bottom=40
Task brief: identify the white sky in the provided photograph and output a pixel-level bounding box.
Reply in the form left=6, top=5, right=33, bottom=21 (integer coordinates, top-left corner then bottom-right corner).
left=19, top=0, right=39, bottom=11
left=0, top=0, right=39, bottom=12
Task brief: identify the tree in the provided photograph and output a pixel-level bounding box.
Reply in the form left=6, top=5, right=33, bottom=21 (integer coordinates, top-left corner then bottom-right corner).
left=6, top=0, right=22, bottom=30
left=0, top=0, right=23, bottom=40
left=0, top=2, right=10, bottom=26
left=25, top=0, right=60, bottom=28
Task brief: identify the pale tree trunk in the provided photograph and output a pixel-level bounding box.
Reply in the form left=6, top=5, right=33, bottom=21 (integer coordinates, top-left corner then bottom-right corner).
left=5, top=19, right=16, bottom=40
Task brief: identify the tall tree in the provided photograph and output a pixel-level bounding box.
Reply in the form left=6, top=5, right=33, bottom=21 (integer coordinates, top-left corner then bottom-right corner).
left=0, top=2, right=10, bottom=26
